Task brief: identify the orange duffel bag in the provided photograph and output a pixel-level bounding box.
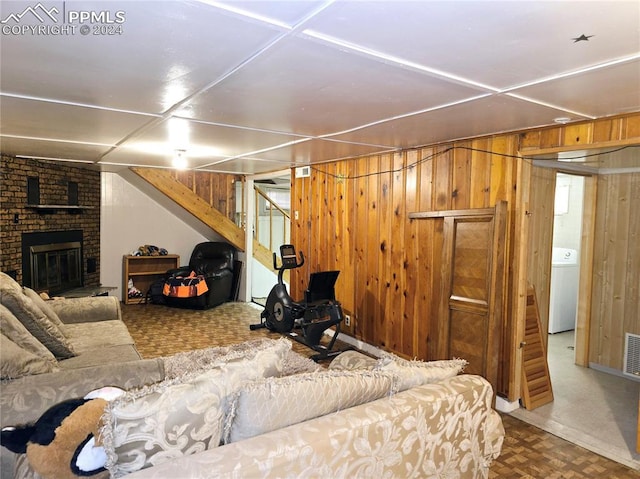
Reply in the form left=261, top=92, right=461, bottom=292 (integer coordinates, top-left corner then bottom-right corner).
left=163, top=271, right=209, bottom=298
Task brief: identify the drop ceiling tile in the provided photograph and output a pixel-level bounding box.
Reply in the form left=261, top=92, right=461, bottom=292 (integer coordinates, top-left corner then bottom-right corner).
left=98, top=148, right=220, bottom=170
left=331, top=94, right=587, bottom=148
left=303, top=1, right=640, bottom=90
left=179, top=35, right=487, bottom=135
left=509, top=60, right=640, bottom=118
left=211, top=1, right=329, bottom=26
left=0, top=1, right=285, bottom=114
left=0, top=95, right=155, bottom=144
left=113, top=118, right=304, bottom=163
left=0, top=136, right=112, bottom=162
left=198, top=157, right=292, bottom=175
left=252, top=138, right=396, bottom=165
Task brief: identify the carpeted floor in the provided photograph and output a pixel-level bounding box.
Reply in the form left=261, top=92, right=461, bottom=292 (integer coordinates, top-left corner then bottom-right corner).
left=121, top=301, right=640, bottom=479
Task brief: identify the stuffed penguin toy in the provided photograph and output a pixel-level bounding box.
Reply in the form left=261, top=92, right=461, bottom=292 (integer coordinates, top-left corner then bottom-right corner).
left=1, top=387, right=124, bottom=479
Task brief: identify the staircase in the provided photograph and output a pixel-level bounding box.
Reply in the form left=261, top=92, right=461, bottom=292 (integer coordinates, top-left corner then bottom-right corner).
left=130, top=167, right=286, bottom=274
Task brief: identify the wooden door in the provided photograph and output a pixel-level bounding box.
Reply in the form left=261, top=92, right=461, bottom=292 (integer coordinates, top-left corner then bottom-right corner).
left=412, top=202, right=507, bottom=394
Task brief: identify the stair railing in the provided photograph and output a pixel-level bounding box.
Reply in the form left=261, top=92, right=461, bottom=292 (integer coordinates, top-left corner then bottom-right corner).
left=254, top=186, right=290, bottom=253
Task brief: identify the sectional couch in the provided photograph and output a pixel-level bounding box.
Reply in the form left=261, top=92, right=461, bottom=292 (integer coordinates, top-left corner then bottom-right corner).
left=0, top=271, right=165, bottom=478
left=0, top=271, right=504, bottom=478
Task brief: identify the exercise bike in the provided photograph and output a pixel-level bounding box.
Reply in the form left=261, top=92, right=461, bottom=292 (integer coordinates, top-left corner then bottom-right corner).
left=250, top=244, right=347, bottom=361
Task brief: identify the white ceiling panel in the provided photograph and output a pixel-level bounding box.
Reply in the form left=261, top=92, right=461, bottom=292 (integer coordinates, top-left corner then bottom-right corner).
left=113, top=117, right=305, bottom=163
left=302, top=1, right=640, bottom=90
left=0, top=136, right=113, bottom=162
left=98, top=149, right=219, bottom=170
left=0, top=0, right=285, bottom=114
left=510, top=60, right=640, bottom=118
left=199, top=156, right=292, bottom=175
left=178, top=35, right=488, bottom=135
left=331, top=94, right=588, bottom=148
left=253, top=138, right=398, bottom=165
left=0, top=0, right=638, bottom=175
left=211, top=0, right=330, bottom=26
left=0, top=95, right=155, bottom=145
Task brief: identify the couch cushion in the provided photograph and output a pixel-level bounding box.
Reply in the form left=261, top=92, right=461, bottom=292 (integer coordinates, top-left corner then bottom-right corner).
left=49, top=295, right=122, bottom=324
left=63, top=320, right=135, bottom=352
left=225, top=369, right=395, bottom=444
left=374, top=351, right=467, bottom=391
left=329, top=351, right=467, bottom=390
left=1, top=359, right=165, bottom=429
left=23, top=287, right=65, bottom=330
left=0, top=285, right=75, bottom=359
left=58, top=345, right=142, bottom=369
left=0, top=303, right=55, bottom=362
left=0, top=333, right=59, bottom=379
left=0, top=272, right=22, bottom=294
left=102, top=338, right=291, bottom=477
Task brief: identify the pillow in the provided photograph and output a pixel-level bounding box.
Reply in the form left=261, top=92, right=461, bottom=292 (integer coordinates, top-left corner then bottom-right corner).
left=102, top=338, right=291, bottom=477
left=374, top=351, right=467, bottom=391
left=281, top=349, right=321, bottom=376
left=0, top=285, right=75, bottom=359
left=224, top=369, right=395, bottom=444
left=0, top=271, right=22, bottom=294
left=23, top=287, right=66, bottom=330
left=0, top=333, right=59, bottom=379
left=0, top=303, right=55, bottom=361
left=328, top=350, right=377, bottom=371
left=163, top=339, right=319, bottom=381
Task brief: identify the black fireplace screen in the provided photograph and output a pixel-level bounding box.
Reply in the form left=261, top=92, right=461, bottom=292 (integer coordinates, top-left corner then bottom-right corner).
left=29, top=242, right=82, bottom=293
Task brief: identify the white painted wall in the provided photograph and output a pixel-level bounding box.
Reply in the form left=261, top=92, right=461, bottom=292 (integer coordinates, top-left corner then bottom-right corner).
left=100, top=172, right=214, bottom=301
left=553, top=173, right=585, bottom=252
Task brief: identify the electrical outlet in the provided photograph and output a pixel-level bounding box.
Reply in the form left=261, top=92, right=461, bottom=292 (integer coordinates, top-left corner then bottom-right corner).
left=344, top=314, right=351, bottom=327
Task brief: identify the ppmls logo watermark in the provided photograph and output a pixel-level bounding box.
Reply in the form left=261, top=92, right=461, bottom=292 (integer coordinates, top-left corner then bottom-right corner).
left=1, top=2, right=126, bottom=36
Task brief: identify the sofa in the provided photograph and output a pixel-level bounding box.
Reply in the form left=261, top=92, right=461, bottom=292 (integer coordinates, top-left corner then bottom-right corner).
left=0, top=271, right=165, bottom=478
left=1, top=271, right=504, bottom=479
left=124, top=372, right=504, bottom=479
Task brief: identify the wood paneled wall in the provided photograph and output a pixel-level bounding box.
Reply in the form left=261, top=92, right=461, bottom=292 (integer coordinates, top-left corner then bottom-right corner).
left=590, top=172, right=640, bottom=370
left=521, top=113, right=640, bottom=372
left=172, top=170, right=241, bottom=222
left=291, top=137, right=519, bottom=372
left=526, top=167, right=556, bottom=345
left=291, top=112, right=640, bottom=397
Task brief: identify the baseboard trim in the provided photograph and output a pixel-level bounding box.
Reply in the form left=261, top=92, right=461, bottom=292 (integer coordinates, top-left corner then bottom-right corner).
left=589, top=362, right=640, bottom=382
left=495, top=396, right=520, bottom=413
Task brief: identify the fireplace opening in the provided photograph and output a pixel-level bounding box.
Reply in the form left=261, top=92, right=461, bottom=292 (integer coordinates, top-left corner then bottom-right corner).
left=22, top=230, right=84, bottom=295
left=30, top=242, right=82, bottom=293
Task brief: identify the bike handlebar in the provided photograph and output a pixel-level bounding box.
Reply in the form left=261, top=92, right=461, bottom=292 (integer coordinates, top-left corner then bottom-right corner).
left=272, top=249, right=305, bottom=271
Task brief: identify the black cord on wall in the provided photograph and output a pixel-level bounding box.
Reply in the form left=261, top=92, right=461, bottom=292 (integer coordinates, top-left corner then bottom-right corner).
left=308, top=144, right=639, bottom=181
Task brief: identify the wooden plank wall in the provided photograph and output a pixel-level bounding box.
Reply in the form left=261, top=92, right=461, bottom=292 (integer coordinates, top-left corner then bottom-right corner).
left=172, top=171, right=241, bottom=222
left=292, top=112, right=640, bottom=397
left=291, top=137, right=519, bottom=386
left=590, top=172, right=640, bottom=370
left=519, top=113, right=640, bottom=373
left=526, top=166, right=556, bottom=349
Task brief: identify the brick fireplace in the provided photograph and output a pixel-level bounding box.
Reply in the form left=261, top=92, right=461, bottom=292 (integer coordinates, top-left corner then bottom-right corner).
left=22, top=230, right=84, bottom=295
left=0, top=155, right=101, bottom=292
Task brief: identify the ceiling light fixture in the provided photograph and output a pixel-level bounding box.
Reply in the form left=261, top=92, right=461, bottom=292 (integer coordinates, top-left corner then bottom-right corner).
left=172, top=149, right=187, bottom=169
left=554, top=117, right=571, bottom=124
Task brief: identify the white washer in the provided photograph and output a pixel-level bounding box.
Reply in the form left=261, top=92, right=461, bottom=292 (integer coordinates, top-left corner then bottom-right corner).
left=548, top=248, right=579, bottom=334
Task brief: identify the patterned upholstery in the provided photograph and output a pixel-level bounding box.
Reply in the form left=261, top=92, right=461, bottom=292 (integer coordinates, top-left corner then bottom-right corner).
left=124, top=374, right=505, bottom=479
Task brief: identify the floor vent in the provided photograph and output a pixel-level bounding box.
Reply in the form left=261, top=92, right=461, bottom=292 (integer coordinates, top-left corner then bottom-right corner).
left=623, top=333, right=640, bottom=379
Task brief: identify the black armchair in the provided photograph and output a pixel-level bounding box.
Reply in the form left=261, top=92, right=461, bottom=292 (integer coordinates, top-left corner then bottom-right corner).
left=165, top=242, right=242, bottom=309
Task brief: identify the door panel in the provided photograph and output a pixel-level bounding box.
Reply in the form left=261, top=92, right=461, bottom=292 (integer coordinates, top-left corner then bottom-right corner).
left=451, top=219, right=492, bottom=303
left=449, top=308, right=487, bottom=376
left=438, top=202, right=507, bottom=394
